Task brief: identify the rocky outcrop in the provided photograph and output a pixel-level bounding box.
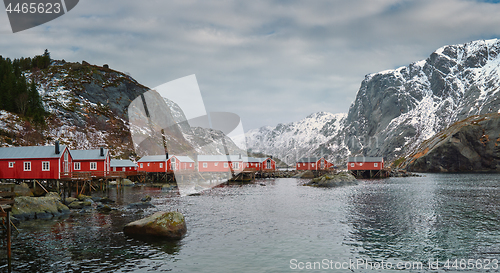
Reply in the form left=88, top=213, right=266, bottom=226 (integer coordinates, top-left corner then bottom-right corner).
left=292, top=171, right=315, bottom=179
left=405, top=113, right=500, bottom=172
left=123, top=211, right=187, bottom=239
left=305, top=172, right=357, bottom=187
left=12, top=193, right=70, bottom=220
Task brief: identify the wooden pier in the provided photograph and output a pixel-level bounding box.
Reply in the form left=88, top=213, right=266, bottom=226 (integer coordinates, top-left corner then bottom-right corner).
left=349, top=169, right=389, bottom=179
left=0, top=184, right=14, bottom=273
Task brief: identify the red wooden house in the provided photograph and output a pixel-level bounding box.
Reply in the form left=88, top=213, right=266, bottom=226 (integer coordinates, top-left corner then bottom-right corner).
left=70, top=148, right=110, bottom=177
left=138, top=155, right=195, bottom=173
left=137, top=155, right=167, bottom=172
left=244, top=157, right=262, bottom=171
left=0, top=142, right=72, bottom=180
left=347, top=156, right=384, bottom=171
left=197, top=155, right=245, bottom=173
left=296, top=157, right=334, bottom=171
left=168, top=155, right=195, bottom=172
left=110, top=159, right=138, bottom=174
left=260, top=157, right=276, bottom=171
left=244, top=157, right=276, bottom=171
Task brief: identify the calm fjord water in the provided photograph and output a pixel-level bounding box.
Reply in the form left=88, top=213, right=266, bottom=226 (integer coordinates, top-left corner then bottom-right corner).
left=2, top=173, right=500, bottom=272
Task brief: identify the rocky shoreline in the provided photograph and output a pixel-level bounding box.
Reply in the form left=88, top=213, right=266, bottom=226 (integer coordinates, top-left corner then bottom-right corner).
left=304, top=172, right=357, bottom=187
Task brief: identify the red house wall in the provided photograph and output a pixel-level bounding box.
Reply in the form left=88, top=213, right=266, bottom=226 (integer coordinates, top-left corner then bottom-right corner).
left=138, top=161, right=166, bottom=172
left=347, top=161, right=384, bottom=171
left=112, top=166, right=137, bottom=172
left=296, top=158, right=333, bottom=171
left=296, top=162, right=316, bottom=170
left=0, top=158, right=62, bottom=180
left=166, top=157, right=195, bottom=172
left=262, top=158, right=276, bottom=171
left=198, top=161, right=243, bottom=173
left=244, top=162, right=261, bottom=171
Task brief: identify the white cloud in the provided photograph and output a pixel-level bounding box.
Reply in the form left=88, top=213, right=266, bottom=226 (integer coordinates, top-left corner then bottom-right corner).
left=1, top=0, right=500, bottom=130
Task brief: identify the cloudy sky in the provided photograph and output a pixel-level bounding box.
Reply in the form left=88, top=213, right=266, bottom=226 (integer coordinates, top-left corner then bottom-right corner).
left=2, top=0, right=500, bottom=131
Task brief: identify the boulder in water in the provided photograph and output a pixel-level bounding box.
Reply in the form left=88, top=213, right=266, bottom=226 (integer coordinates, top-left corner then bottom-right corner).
left=123, top=211, right=187, bottom=239
left=12, top=195, right=69, bottom=221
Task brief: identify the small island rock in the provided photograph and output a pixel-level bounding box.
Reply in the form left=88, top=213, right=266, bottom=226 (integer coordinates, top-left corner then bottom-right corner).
left=123, top=211, right=187, bottom=239
left=305, top=172, right=357, bottom=187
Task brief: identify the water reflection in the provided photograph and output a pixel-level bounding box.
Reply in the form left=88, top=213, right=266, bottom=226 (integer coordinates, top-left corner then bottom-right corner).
left=346, top=174, right=500, bottom=265
left=2, top=175, right=500, bottom=272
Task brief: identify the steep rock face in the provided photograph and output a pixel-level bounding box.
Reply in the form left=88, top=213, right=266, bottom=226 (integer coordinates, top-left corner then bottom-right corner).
left=341, top=39, right=500, bottom=161
left=405, top=113, right=500, bottom=172
left=245, top=112, right=347, bottom=165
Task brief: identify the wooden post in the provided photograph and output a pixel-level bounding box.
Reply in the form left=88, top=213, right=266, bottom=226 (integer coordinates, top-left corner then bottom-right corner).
left=7, top=209, right=11, bottom=272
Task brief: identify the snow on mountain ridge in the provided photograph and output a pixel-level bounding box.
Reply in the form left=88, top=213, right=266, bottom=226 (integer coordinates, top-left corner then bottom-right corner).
left=247, top=39, right=500, bottom=165
left=246, top=112, right=347, bottom=164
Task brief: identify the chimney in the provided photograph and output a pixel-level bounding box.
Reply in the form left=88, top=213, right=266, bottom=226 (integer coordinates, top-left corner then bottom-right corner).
left=166, top=152, right=169, bottom=160
left=55, top=141, right=60, bottom=154
left=100, top=147, right=104, bottom=157
left=239, top=154, right=241, bottom=159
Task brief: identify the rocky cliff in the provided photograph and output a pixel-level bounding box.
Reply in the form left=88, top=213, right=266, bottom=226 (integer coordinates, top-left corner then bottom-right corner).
left=246, top=39, right=500, bottom=166
left=0, top=60, right=243, bottom=159
left=404, top=113, right=500, bottom=172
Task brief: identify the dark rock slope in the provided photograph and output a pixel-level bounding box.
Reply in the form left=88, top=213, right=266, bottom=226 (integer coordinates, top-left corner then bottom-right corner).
left=404, top=113, right=500, bottom=172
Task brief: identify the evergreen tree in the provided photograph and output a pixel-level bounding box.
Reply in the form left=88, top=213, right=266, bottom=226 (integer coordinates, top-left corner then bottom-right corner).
left=0, top=51, right=48, bottom=124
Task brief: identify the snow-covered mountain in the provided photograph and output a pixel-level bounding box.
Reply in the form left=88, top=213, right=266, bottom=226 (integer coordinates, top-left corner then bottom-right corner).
left=246, top=39, right=500, bottom=165
left=245, top=112, right=347, bottom=165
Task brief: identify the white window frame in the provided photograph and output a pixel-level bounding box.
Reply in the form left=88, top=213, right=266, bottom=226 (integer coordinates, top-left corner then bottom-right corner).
left=190, top=163, right=192, bottom=167
left=214, top=162, right=219, bottom=166
left=233, top=162, right=239, bottom=169
left=351, top=163, right=354, bottom=167
left=203, top=162, right=208, bottom=168
left=74, top=162, right=81, bottom=170
left=122, top=167, right=126, bottom=171
left=140, top=163, right=143, bottom=168
left=224, top=162, right=228, bottom=168
left=90, top=162, right=97, bottom=170
left=42, top=161, right=50, bottom=171
left=147, top=163, right=150, bottom=167
left=8, top=162, right=14, bottom=168
left=24, top=161, right=31, bottom=171
left=247, top=163, right=249, bottom=167
left=160, top=163, right=163, bottom=168
left=374, top=163, right=378, bottom=167
left=312, top=163, right=315, bottom=167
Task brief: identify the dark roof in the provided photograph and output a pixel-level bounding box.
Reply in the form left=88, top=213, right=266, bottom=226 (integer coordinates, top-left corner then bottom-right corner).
left=70, top=149, right=109, bottom=160
left=297, top=157, right=322, bottom=163
left=348, top=156, right=384, bottom=163
left=0, top=145, right=67, bottom=159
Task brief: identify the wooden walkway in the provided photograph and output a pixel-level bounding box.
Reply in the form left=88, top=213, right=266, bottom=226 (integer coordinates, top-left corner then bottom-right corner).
left=0, top=184, right=14, bottom=273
